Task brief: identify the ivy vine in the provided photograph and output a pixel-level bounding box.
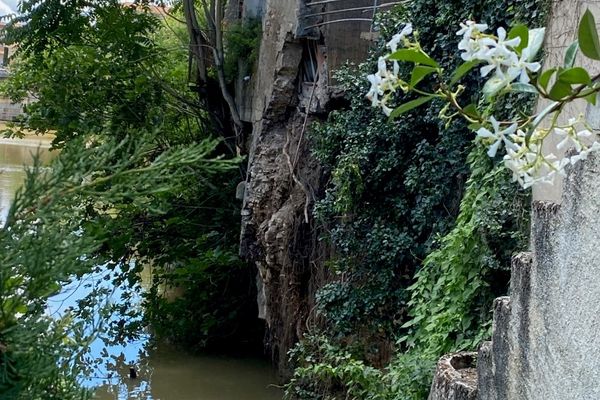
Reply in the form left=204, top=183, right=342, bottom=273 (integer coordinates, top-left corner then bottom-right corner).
left=288, top=0, right=549, bottom=398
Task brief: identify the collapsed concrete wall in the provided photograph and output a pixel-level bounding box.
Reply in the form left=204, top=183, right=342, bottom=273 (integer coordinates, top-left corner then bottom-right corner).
left=239, top=0, right=318, bottom=374
left=238, top=0, right=386, bottom=374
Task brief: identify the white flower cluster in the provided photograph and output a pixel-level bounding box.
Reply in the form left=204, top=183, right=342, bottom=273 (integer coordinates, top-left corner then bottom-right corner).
left=457, top=21, right=544, bottom=92
left=366, top=21, right=600, bottom=189
left=477, top=116, right=600, bottom=188
left=366, top=23, right=412, bottom=116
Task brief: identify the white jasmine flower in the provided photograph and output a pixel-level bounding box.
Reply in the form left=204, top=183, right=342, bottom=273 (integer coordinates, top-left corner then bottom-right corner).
left=477, top=31, right=520, bottom=80
left=459, top=36, right=496, bottom=61
left=387, top=23, right=413, bottom=53
left=366, top=74, right=383, bottom=106
left=382, top=104, right=394, bottom=117
left=457, top=21, right=492, bottom=61
left=456, top=20, right=488, bottom=37
left=577, top=129, right=593, bottom=138
left=555, top=128, right=574, bottom=151
left=502, top=135, right=546, bottom=188
left=495, top=27, right=521, bottom=51
left=476, top=116, right=518, bottom=157
left=377, top=56, right=387, bottom=76
left=507, top=48, right=541, bottom=83
left=569, top=151, right=590, bottom=165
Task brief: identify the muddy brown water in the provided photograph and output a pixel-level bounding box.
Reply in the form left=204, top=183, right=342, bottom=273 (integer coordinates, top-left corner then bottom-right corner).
left=0, top=136, right=282, bottom=400
left=0, top=135, right=55, bottom=223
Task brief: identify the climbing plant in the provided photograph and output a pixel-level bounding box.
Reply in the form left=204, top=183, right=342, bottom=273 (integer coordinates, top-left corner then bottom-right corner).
left=287, top=0, right=549, bottom=398
left=223, top=18, right=262, bottom=82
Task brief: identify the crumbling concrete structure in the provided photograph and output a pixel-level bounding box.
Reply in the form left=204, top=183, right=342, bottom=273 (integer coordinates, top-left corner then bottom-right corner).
left=236, top=0, right=394, bottom=373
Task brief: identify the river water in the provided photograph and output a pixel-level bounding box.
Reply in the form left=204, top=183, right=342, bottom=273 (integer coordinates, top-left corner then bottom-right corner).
left=0, top=135, right=282, bottom=400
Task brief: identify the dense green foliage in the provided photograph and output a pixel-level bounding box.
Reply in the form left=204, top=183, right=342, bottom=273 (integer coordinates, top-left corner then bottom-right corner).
left=4, top=1, right=163, bottom=145
left=224, top=18, right=262, bottom=82
left=0, top=1, right=259, bottom=398
left=0, top=134, right=232, bottom=399
left=404, top=149, right=529, bottom=354
left=287, top=0, right=548, bottom=398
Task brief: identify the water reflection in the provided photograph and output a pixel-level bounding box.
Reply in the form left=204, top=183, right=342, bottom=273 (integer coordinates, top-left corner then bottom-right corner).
left=92, top=345, right=282, bottom=400
left=0, top=135, right=282, bottom=400
left=0, top=134, right=54, bottom=224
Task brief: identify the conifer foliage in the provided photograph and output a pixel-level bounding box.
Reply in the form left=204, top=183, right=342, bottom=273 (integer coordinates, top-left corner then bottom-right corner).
left=0, top=1, right=256, bottom=398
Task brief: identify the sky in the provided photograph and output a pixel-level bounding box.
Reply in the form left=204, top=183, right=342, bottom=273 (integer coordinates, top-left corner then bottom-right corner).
left=0, top=0, right=14, bottom=15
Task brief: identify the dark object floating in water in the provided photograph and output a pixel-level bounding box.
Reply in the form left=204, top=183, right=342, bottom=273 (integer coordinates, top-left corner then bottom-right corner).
left=129, top=367, right=137, bottom=379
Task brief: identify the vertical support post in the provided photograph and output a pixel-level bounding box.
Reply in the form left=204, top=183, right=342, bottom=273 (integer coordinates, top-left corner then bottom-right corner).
left=370, top=0, right=379, bottom=33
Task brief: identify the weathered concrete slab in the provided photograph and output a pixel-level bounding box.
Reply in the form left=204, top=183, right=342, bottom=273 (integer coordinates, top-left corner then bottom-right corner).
left=477, top=297, right=511, bottom=400
left=435, top=154, right=600, bottom=400
left=429, top=352, right=478, bottom=400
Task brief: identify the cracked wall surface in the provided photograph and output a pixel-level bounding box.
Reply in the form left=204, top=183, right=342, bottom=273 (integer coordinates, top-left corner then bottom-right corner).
left=477, top=151, right=600, bottom=399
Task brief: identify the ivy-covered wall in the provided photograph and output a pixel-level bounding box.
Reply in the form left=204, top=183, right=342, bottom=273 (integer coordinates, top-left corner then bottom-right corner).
left=286, top=0, right=550, bottom=398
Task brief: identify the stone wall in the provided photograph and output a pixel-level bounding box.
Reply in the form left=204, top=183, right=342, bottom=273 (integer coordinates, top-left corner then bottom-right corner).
left=478, top=151, right=600, bottom=399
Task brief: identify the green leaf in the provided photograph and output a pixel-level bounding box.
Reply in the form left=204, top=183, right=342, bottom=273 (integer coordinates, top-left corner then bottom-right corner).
left=388, top=96, right=435, bottom=119
left=467, top=122, right=483, bottom=131
left=585, top=92, right=598, bottom=105
left=449, top=61, right=480, bottom=87
left=508, top=24, right=529, bottom=53
left=387, top=48, right=440, bottom=68
left=578, top=9, right=600, bottom=60
left=532, top=101, right=560, bottom=127
left=526, top=28, right=546, bottom=60
left=462, top=103, right=479, bottom=119
left=558, top=67, right=592, bottom=85
left=549, top=80, right=573, bottom=100
left=511, top=82, right=539, bottom=94
left=538, top=68, right=557, bottom=90
left=410, top=65, right=437, bottom=87
left=564, top=41, right=579, bottom=67
left=482, top=76, right=508, bottom=99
